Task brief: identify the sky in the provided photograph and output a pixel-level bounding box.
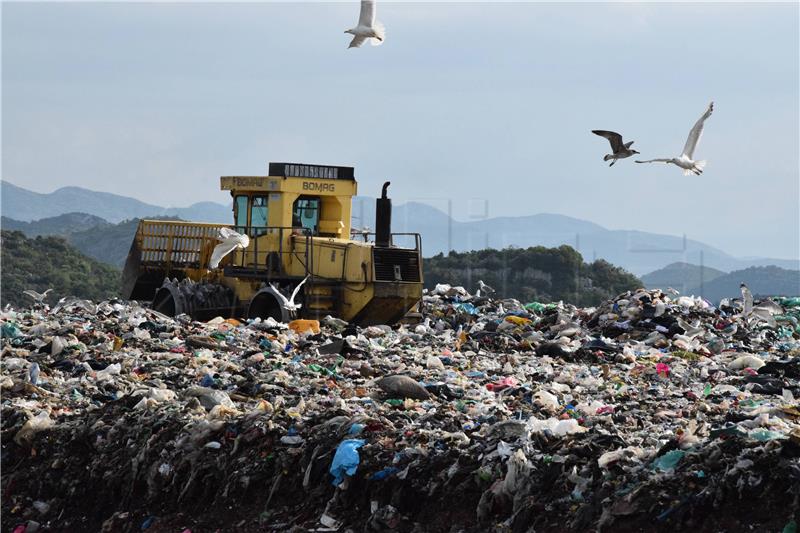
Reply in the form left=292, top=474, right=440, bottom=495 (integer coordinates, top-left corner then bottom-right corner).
left=2, top=1, right=798, bottom=260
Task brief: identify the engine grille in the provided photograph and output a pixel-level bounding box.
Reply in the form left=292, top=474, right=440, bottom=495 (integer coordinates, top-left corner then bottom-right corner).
left=373, top=248, right=421, bottom=282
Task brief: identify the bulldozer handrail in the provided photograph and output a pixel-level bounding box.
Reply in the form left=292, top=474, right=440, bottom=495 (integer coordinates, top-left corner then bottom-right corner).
left=348, top=231, right=422, bottom=251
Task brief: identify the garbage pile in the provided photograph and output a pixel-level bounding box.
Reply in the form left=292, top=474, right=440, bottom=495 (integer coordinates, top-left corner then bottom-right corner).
left=2, top=289, right=800, bottom=532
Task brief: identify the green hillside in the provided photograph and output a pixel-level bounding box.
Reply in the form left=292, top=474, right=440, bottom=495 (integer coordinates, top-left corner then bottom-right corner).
left=68, top=218, right=141, bottom=267
left=1, top=214, right=180, bottom=267
left=688, top=265, right=800, bottom=303
left=642, top=261, right=727, bottom=293
left=424, top=245, right=642, bottom=306
left=0, top=230, right=121, bottom=308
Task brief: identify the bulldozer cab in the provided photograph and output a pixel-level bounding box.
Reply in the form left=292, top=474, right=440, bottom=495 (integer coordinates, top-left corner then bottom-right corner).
left=224, top=162, right=356, bottom=240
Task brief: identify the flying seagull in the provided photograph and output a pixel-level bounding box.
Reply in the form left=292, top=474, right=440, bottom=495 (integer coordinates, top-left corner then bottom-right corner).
left=209, top=228, right=250, bottom=270
left=591, top=130, right=639, bottom=166
left=271, top=275, right=310, bottom=313
left=636, top=102, right=714, bottom=175
left=23, top=288, right=52, bottom=303
left=345, top=0, right=385, bottom=48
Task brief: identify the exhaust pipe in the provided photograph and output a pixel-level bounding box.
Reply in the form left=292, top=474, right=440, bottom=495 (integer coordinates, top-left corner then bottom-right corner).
left=375, top=181, right=392, bottom=247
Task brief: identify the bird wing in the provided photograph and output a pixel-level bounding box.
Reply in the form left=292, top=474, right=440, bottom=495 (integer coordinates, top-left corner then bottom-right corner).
left=358, top=0, right=376, bottom=27
left=681, top=102, right=713, bottom=158
left=289, top=275, right=310, bottom=305
left=209, top=241, right=239, bottom=269
left=635, top=158, right=672, bottom=164
left=209, top=229, right=249, bottom=269
left=270, top=283, right=290, bottom=306
left=42, top=289, right=52, bottom=296
left=218, top=227, right=241, bottom=240
left=348, top=35, right=368, bottom=48
left=23, top=290, right=38, bottom=300
left=592, top=130, right=624, bottom=153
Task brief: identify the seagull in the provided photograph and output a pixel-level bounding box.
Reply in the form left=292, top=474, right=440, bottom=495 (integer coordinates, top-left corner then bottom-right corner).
left=476, top=280, right=495, bottom=297
left=636, top=102, right=714, bottom=175
left=209, top=228, right=250, bottom=270
left=271, top=275, right=310, bottom=313
left=28, top=362, right=40, bottom=385
left=740, top=282, right=753, bottom=316
left=665, top=287, right=680, bottom=297
left=676, top=318, right=703, bottom=340
left=591, top=130, right=639, bottom=166
left=23, top=289, right=52, bottom=304
left=345, top=0, right=385, bottom=48
left=350, top=226, right=371, bottom=242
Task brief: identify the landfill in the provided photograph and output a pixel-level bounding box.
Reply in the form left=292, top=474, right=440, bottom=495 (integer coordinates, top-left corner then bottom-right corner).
left=2, top=289, right=800, bottom=532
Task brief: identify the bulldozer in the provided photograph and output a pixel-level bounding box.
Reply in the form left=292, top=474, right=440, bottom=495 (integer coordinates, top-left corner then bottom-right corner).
left=121, top=162, right=423, bottom=326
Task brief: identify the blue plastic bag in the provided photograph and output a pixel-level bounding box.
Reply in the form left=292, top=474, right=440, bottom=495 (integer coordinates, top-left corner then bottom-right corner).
left=330, top=439, right=366, bottom=486
left=455, top=303, right=478, bottom=315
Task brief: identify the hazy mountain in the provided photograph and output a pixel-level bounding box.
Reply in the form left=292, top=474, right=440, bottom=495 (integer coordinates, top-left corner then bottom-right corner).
left=1, top=181, right=230, bottom=223
left=67, top=219, right=146, bottom=267
left=642, top=262, right=727, bottom=293
left=686, top=266, right=800, bottom=303
left=352, top=198, right=799, bottom=275
left=1, top=212, right=110, bottom=236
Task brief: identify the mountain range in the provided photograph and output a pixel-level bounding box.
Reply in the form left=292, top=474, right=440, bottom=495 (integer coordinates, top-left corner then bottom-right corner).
left=350, top=197, right=799, bottom=275
left=642, top=262, right=799, bottom=302
left=1, top=181, right=230, bottom=224
left=690, top=266, right=800, bottom=303
left=641, top=262, right=727, bottom=294
left=3, top=180, right=798, bottom=277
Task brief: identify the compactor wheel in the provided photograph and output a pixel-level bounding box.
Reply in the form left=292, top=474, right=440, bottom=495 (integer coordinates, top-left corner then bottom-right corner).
left=152, top=282, right=185, bottom=316
left=151, top=278, right=236, bottom=320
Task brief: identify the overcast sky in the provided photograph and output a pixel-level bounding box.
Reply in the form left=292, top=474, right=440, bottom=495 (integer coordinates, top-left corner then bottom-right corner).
left=2, top=2, right=798, bottom=260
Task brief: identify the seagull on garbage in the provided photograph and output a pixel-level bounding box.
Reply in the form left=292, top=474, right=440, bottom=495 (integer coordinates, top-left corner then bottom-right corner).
left=591, top=130, right=639, bottom=166
left=345, top=0, right=385, bottom=48
left=23, top=288, right=52, bottom=304
left=271, top=275, right=310, bottom=313
left=740, top=282, right=753, bottom=316
left=209, top=228, right=250, bottom=270
left=676, top=318, right=703, bottom=340
left=28, top=363, right=40, bottom=385
left=636, top=102, right=714, bottom=176
left=476, top=280, right=495, bottom=297
left=665, top=287, right=680, bottom=297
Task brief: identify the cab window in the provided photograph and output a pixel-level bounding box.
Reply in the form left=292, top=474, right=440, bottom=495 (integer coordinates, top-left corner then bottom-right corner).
left=251, top=196, right=269, bottom=236
left=234, top=195, right=249, bottom=232
left=292, top=197, right=320, bottom=235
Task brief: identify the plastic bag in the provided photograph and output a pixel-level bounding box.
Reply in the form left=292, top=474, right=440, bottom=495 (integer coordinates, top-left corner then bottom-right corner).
left=652, top=450, right=685, bottom=472
left=330, top=439, right=366, bottom=486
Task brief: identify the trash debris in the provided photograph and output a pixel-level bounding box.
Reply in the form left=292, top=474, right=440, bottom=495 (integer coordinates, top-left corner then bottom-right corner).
left=1, top=287, right=799, bottom=531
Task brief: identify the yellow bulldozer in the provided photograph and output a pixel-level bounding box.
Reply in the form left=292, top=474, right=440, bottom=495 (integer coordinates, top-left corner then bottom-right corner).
left=121, top=162, right=423, bottom=326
